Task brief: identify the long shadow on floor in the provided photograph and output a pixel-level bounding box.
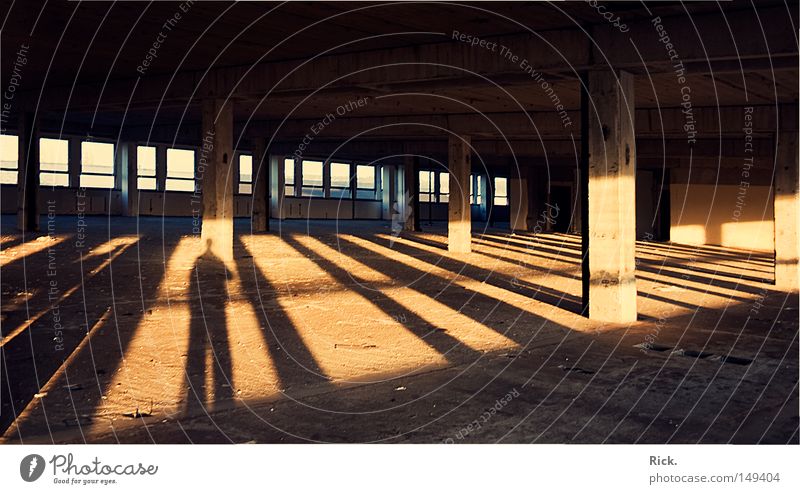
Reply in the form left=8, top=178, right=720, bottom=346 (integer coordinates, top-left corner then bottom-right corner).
left=234, top=237, right=332, bottom=393
left=184, top=244, right=234, bottom=416
left=363, top=233, right=584, bottom=315
left=281, top=234, right=485, bottom=363
left=1, top=216, right=178, bottom=441
left=330, top=234, right=579, bottom=346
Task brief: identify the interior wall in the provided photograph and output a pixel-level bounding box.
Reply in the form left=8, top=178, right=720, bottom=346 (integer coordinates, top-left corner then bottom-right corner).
left=1, top=186, right=258, bottom=218
left=670, top=183, right=774, bottom=252
left=278, top=197, right=383, bottom=220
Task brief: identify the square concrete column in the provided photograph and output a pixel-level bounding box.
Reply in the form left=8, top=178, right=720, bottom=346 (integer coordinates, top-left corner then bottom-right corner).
left=156, top=145, right=167, bottom=192
left=16, top=112, right=39, bottom=232
left=581, top=70, right=637, bottom=322
left=774, top=131, right=799, bottom=291
left=120, top=142, right=138, bottom=216
left=448, top=135, right=471, bottom=253
left=200, top=98, right=234, bottom=263
left=251, top=137, right=269, bottom=232
left=510, top=164, right=529, bottom=232
left=269, top=154, right=285, bottom=220
left=402, top=155, right=420, bottom=231
left=381, top=164, right=398, bottom=221
left=484, top=172, right=495, bottom=226
left=68, top=136, right=81, bottom=187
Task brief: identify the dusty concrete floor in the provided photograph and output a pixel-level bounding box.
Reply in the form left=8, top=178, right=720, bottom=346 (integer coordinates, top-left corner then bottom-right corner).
left=0, top=215, right=797, bottom=443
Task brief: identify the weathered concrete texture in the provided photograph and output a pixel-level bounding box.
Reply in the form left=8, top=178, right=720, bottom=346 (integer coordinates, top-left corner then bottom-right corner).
left=584, top=70, right=637, bottom=323
left=120, top=142, right=138, bottom=217
left=200, top=98, right=235, bottom=263
left=0, top=216, right=796, bottom=444
left=448, top=135, right=471, bottom=253
left=251, top=138, right=269, bottom=232
left=402, top=155, right=420, bottom=232
left=269, top=154, right=286, bottom=221
left=774, top=131, right=799, bottom=291
left=510, top=165, right=529, bottom=233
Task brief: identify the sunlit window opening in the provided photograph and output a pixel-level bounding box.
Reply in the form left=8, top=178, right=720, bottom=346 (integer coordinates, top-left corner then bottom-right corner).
left=470, top=174, right=482, bottom=205
left=438, top=172, right=449, bottom=203
left=166, top=148, right=195, bottom=192
left=136, top=145, right=157, bottom=190
left=356, top=165, right=376, bottom=199
left=302, top=159, right=324, bottom=197
left=419, top=170, right=434, bottom=203
left=284, top=158, right=295, bottom=197
left=39, top=137, right=70, bottom=187
left=330, top=161, right=351, bottom=199
left=80, top=141, right=115, bottom=188
left=494, top=176, right=508, bottom=206
left=238, top=154, right=253, bottom=194
left=0, top=134, right=18, bottom=184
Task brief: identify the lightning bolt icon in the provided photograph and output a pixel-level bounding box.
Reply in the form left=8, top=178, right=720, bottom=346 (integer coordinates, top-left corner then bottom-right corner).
left=28, top=457, right=37, bottom=478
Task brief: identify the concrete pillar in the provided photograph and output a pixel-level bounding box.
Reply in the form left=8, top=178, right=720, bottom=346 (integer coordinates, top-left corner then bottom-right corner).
left=156, top=145, right=167, bottom=192
left=448, top=135, right=471, bottom=253
left=381, top=164, right=398, bottom=221
left=402, top=155, right=420, bottom=231
left=252, top=137, right=269, bottom=232
left=572, top=167, right=582, bottom=234
left=581, top=70, right=637, bottom=322
left=200, top=98, right=234, bottom=263
left=510, top=164, right=529, bottom=232
left=68, top=136, right=81, bottom=187
left=16, top=113, right=39, bottom=232
left=774, top=131, right=799, bottom=291
left=269, top=154, right=285, bottom=220
left=120, top=142, right=138, bottom=216
left=485, top=172, right=495, bottom=226
left=294, top=157, right=302, bottom=198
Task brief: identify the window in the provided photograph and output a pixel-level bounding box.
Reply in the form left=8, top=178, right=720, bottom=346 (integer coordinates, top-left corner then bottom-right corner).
left=438, top=172, right=449, bottom=203
left=284, top=158, right=295, bottom=196
left=40, top=138, right=69, bottom=187
left=238, top=154, right=252, bottom=194
left=419, top=170, right=434, bottom=203
left=137, top=145, right=157, bottom=190
left=0, top=134, right=18, bottom=184
left=301, top=159, right=324, bottom=197
left=494, top=177, right=508, bottom=206
left=356, top=165, right=376, bottom=199
left=80, top=141, right=115, bottom=188
left=330, top=162, right=351, bottom=198
left=166, top=148, right=195, bottom=192
left=470, top=174, right=482, bottom=205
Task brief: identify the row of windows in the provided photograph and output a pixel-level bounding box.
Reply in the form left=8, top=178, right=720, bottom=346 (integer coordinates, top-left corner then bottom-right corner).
left=419, top=171, right=508, bottom=206
left=284, top=158, right=380, bottom=200
left=1, top=135, right=511, bottom=205
left=0, top=135, right=254, bottom=193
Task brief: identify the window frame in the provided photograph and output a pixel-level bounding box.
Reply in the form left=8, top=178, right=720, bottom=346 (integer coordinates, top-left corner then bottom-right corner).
left=39, top=136, right=70, bottom=188
left=284, top=157, right=296, bottom=197
left=355, top=164, right=377, bottom=200
left=165, top=147, right=196, bottom=193
left=418, top=169, right=435, bottom=203
left=470, top=174, right=482, bottom=205
left=300, top=159, right=325, bottom=198
left=494, top=176, right=509, bottom=206
left=237, top=152, right=253, bottom=195
left=136, top=145, right=157, bottom=191
left=329, top=161, right=352, bottom=199
left=437, top=171, right=449, bottom=203
left=0, top=134, right=19, bottom=185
